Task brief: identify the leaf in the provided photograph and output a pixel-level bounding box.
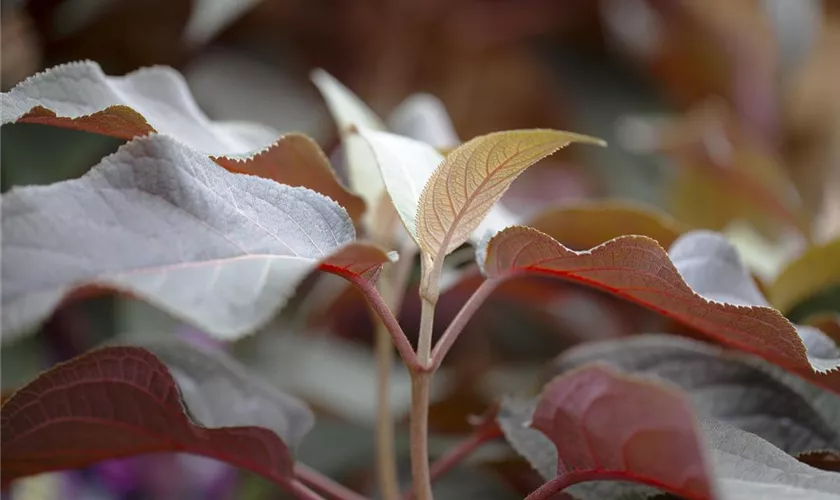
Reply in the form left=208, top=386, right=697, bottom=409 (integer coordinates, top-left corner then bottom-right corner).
left=310, top=69, right=386, bottom=218
left=1, top=134, right=391, bottom=343
left=416, top=129, right=605, bottom=259
left=529, top=364, right=717, bottom=499
left=1, top=61, right=364, bottom=221
left=769, top=238, right=840, bottom=314
left=355, top=128, right=446, bottom=240
left=1, top=61, right=277, bottom=156
left=526, top=200, right=689, bottom=250
left=478, top=227, right=840, bottom=390
left=357, top=128, right=521, bottom=248
left=386, top=93, right=461, bottom=149
left=803, top=314, right=840, bottom=347
left=549, top=335, right=840, bottom=456
left=216, top=133, right=365, bottom=223
left=0, top=344, right=312, bottom=488
left=501, top=391, right=840, bottom=500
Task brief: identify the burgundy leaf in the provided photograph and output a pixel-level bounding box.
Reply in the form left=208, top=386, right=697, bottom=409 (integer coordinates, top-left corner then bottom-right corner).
left=529, top=364, right=716, bottom=500
left=1, top=346, right=302, bottom=489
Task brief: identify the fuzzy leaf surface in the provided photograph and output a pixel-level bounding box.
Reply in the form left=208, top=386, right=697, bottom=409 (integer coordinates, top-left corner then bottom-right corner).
left=1, top=135, right=390, bottom=343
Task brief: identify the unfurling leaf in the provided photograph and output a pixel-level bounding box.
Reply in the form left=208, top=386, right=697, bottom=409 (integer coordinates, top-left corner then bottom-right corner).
left=356, top=128, right=445, bottom=240
left=769, top=238, right=840, bottom=314
left=526, top=200, right=689, bottom=250
left=310, top=69, right=386, bottom=219
left=1, top=134, right=391, bottom=343
left=416, top=129, right=605, bottom=259
left=1, top=61, right=364, bottom=221
left=531, top=364, right=716, bottom=499
left=357, top=129, right=520, bottom=248
left=0, top=343, right=313, bottom=487
left=478, top=227, right=840, bottom=390
left=550, top=335, right=840, bottom=456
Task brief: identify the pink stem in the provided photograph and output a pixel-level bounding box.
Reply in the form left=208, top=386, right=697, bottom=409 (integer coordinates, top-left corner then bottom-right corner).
left=345, top=274, right=421, bottom=371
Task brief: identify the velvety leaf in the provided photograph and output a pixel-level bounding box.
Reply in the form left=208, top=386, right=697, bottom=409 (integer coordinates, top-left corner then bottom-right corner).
left=478, top=227, right=840, bottom=389
left=417, top=129, right=605, bottom=258
left=501, top=395, right=840, bottom=500
left=310, top=69, right=386, bottom=219
left=532, top=364, right=716, bottom=499
left=1, top=61, right=278, bottom=156
left=550, top=335, right=840, bottom=455
left=526, top=200, right=689, bottom=250
left=1, top=134, right=391, bottom=343
left=769, top=238, right=840, bottom=314
left=1, top=62, right=365, bottom=221
left=216, top=133, right=365, bottom=223
left=356, top=128, right=445, bottom=240
left=0, top=345, right=311, bottom=488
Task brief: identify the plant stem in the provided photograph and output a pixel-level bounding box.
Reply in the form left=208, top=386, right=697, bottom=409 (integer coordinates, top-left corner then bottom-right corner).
left=403, top=420, right=503, bottom=500
left=294, top=464, right=368, bottom=500
left=375, top=321, right=400, bottom=500
left=346, top=274, right=420, bottom=371
left=417, top=298, right=436, bottom=368
left=374, top=244, right=416, bottom=500
left=430, top=278, right=500, bottom=370
left=409, top=370, right=433, bottom=500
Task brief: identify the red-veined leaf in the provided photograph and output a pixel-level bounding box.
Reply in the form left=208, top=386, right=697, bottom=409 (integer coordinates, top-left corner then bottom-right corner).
left=478, top=226, right=840, bottom=391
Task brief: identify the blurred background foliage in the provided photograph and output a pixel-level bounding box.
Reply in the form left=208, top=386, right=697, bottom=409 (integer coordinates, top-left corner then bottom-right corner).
left=2, top=0, right=839, bottom=499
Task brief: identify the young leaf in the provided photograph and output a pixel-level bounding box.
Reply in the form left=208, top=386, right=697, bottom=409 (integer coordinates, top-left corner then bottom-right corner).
left=357, top=128, right=520, bottom=247
left=1, top=134, right=391, bottom=343
left=769, top=238, right=840, bottom=314
left=386, top=93, right=460, bottom=149
left=1, top=344, right=312, bottom=488
left=1, top=61, right=277, bottom=156
left=310, top=69, right=386, bottom=218
left=501, top=393, right=840, bottom=500
left=416, top=129, right=605, bottom=259
left=478, top=227, right=840, bottom=390
left=530, top=364, right=717, bottom=499
left=355, top=128, right=445, bottom=240
left=550, top=335, right=840, bottom=455
left=526, top=200, right=689, bottom=250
